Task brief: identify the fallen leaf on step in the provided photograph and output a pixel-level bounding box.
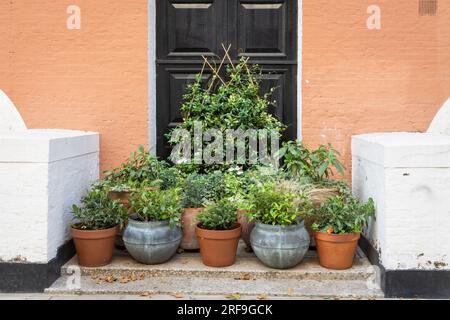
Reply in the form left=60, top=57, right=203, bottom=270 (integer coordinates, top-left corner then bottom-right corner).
left=226, top=293, right=241, bottom=300
left=257, top=294, right=268, bottom=300
left=140, top=292, right=153, bottom=297
left=119, top=277, right=130, bottom=284
left=171, top=293, right=184, bottom=299
left=287, top=288, right=294, bottom=296
left=240, top=273, right=252, bottom=280
left=139, top=272, right=146, bottom=280
left=105, top=275, right=117, bottom=283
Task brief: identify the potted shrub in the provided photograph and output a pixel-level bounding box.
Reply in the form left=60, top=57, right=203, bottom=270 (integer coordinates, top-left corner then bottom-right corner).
left=180, top=172, right=225, bottom=250
left=278, top=140, right=346, bottom=242
left=245, top=181, right=311, bottom=269
left=103, top=145, right=171, bottom=206
left=71, top=188, right=127, bottom=267
left=123, top=188, right=182, bottom=264
left=223, top=168, right=276, bottom=251
left=195, top=198, right=241, bottom=267
left=309, top=195, right=375, bottom=270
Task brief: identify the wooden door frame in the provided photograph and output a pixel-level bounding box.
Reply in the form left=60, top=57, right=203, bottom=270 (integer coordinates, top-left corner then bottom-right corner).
left=148, top=0, right=303, bottom=155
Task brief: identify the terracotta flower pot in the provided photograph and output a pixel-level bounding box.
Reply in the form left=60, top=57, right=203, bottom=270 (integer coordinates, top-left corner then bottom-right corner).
left=315, top=231, right=360, bottom=270
left=180, top=208, right=204, bottom=250
left=71, top=225, right=119, bottom=267
left=237, top=210, right=255, bottom=251
left=196, top=224, right=242, bottom=267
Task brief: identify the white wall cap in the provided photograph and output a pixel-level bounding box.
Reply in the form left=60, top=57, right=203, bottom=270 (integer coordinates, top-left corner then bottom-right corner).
left=0, top=89, right=27, bottom=133
left=352, top=132, right=450, bottom=168
left=0, top=129, right=99, bottom=163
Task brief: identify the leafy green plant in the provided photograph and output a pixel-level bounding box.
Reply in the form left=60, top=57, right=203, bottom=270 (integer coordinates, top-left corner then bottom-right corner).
left=103, top=145, right=174, bottom=191
left=130, top=188, right=182, bottom=228
left=196, top=198, right=238, bottom=230
left=244, top=181, right=312, bottom=226
left=72, top=187, right=127, bottom=231
left=168, top=56, right=285, bottom=172
left=182, top=171, right=226, bottom=208
left=308, top=195, right=375, bottom=234
left=278, top=140, right=346, bottom=182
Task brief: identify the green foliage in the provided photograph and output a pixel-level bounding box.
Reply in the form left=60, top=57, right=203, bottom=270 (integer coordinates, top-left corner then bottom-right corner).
left=309, top=196, right=375, bottom=234
left=181, top=171, right=226, bottom=208
left=130, top=188, right=182, bottom=228
left=244, top=181, right=312, bottom=226
left=196, top=198, right=238, bottom=231
left=223, top=165, right=287, bottom=207
left=103, top=145, right=180, bottom=191
left=168, top=58, right=285, bottom=172
left=278, top=140, right=346, bottom=182
left=72, top=187, right=127, bottom=231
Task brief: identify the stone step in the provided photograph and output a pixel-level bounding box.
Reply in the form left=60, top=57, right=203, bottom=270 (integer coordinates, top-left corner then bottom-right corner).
left=46, top=274, right=383, bottom=299
left=60, top=243, right=376, bottom=282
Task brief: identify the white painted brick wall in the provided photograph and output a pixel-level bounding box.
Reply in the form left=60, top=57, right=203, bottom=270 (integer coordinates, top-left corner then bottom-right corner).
left=352, top=133, right=450, bottom=270
left=0, top=129, right=99, bottom=263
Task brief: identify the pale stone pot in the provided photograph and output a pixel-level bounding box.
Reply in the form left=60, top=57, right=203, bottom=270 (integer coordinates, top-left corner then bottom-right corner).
left=123, top=219, right=182, bottom=265
left=251, top=221, right=310, bottom=269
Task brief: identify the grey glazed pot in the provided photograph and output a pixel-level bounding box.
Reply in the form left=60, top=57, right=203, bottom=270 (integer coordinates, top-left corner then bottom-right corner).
left=123, top=219, right=182, bottom=265
left=250, top=221, right=310, bottom=269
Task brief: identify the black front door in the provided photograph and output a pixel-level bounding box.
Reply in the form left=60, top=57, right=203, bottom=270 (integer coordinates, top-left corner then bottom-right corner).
left=156, top=0, right=297, bottom=158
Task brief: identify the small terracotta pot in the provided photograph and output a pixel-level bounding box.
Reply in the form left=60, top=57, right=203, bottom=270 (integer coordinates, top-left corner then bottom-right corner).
left=237, top=210, right=255, bottom=250
left=315, top=232, right=360, bottom=270
left=196, top=224, right=242, bottom=267
left=71, top=225, right=119, bottom=267
left=180, top=208, right=204, bottom=250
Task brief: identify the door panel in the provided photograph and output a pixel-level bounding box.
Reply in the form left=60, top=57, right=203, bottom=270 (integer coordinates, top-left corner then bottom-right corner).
left=157, top=0, right=227, bottom=60
left=156, top=0, right=297, bottom=159
left=156, top=65, right=213, bottom=156
left=229, top=0, right=296, bottom=62
left=257, top=66, right=296, bottom=141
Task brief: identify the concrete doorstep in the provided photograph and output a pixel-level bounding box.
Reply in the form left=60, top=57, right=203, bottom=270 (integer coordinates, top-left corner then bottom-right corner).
left=43, top=242, right=384, bottom=300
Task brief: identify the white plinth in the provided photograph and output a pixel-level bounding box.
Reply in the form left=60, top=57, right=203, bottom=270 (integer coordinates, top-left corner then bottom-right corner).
left=0, top=129, right=99, bottom=263
left=352, top=133, right=450, bottom=270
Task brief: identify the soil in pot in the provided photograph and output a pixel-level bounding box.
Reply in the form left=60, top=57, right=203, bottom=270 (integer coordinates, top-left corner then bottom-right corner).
left=251, top=221, right=310, bottom=269
left=71, top=225, right=119, bottom=267
left=196, top=224, right=242, bottom=267
left=315, top=232, right=360, bottom=270
left=123, top=218, right=182, bottom=265
left=237, top=210, right=255, bottom=252
left=180, top=208, right=204, bottom=250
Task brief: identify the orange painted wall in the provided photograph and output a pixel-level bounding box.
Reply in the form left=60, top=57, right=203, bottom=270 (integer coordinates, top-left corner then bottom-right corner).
left=0, top=1, right=148, bottom=172
left=1, top=1, right=450, bottom=177
left=302, top=0, right=450, bottom=175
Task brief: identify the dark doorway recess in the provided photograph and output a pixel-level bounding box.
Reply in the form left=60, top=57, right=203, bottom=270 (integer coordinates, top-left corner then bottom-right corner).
left=156, top=0, right=298, bottom=158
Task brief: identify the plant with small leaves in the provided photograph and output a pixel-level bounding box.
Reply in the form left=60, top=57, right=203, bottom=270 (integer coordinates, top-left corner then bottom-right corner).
left=130, top=188, right=182, bottom=229
left=181, top=171, right=226, bottom=208
left=103, top=145, right=171, bottom=191
left=72, top=187, right=127, bottom=231
left=308, top=195, right=375, bottom=235
left=167, top=55, right=285, bottom=172
left=278, top=140, right=346, bottom=182
left=244, top=181, right=312, bottom=226
left=196, top=198, right=238, bottom=231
